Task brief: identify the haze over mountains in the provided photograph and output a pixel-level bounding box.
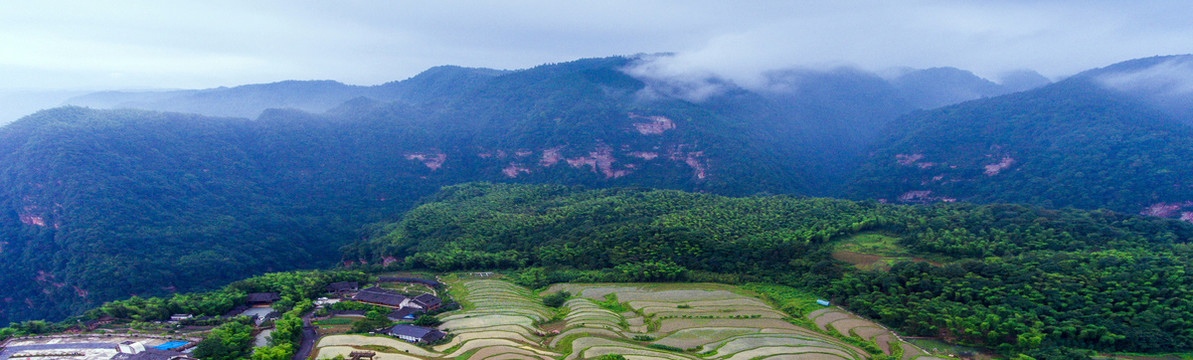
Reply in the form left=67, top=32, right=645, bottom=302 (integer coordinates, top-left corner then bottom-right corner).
left=2, top=53, right=1191, bottom=326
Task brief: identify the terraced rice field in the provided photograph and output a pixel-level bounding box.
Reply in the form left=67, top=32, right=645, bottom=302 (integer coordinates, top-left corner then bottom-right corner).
left=545, top=283, right=883, bottom=360
left=314, top=278, right=952, bottom=360
left=806, top=308, right=951, bottom=360
left=314, top=279, right=559, bottom=360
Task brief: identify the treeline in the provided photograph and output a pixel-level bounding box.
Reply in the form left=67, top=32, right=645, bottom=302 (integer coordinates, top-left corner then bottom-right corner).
left=347, top=183, right=1193, bottom=357
left=0, top=270, right=367, bottom=343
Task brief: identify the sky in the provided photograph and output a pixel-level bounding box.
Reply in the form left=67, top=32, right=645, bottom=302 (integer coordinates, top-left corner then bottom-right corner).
left=1, top=0, right=1192, bottom=93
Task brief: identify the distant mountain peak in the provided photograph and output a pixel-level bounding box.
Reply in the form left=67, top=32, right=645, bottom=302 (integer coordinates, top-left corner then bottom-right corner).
left=997, top=69, right=1052, bottom=92
left=1078, top=54, right=1193, bottom=124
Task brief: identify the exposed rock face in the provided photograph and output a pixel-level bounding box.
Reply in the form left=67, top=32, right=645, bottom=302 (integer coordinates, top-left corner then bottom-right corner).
left=629, top=114, right=675, bottom=135
left=405, top=152, right=447, bottom=170
left=984, top=156, right=1015, bottom=176
left=502, top=163, right=531, bottom=178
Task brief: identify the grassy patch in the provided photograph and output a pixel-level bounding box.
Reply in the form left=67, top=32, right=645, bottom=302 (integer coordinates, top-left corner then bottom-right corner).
left=597, top=294, right=630, bottom=313
left=742, top=283, right=824, bottom=318
left=834, top=232, right=906, bottom=256
left=313, top=318, right=353, bottom=326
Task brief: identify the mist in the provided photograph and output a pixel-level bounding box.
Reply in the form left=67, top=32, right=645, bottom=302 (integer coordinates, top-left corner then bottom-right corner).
left=3, top=1, right=1193, bottom=93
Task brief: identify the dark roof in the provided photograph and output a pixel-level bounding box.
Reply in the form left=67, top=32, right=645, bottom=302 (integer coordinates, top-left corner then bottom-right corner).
left=386, top=308, right=418, bottom=321
left=112, top=349, right=195, bottom=360
left=223, top=305, right=249, bottom=317
left=353, top=287, right=407, bottom=307
left=246, top=293, right=280, bottom=303
left=377, top=277, right=441, bottom=287
left=412, top=294, right=441, bottom=308
left=324, top=281, right=359, bottom=292
left=387, top=324, right=444, bottom=342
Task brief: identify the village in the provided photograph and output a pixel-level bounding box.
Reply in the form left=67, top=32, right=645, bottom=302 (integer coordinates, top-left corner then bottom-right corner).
left=1, top=271, right=972, bottom=360
left=0, top=275, right=451, bottom=360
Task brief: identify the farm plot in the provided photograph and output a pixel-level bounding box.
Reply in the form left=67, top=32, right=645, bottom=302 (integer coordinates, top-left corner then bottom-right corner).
left=701, top=334, right=863, bottom=358
left=315, top=346, right=424, bottom=360
left=562, top=298, right=624, bottom=329
left=657, top=318, right=799, bottom=333
left=434, top=329, right=541, bottom=352
left=566, top=337, right=694, bottom=360
left=316, top=335, right=438, bottom=357
left=807, top=308, right=927, bottom=358
left=722, top=347, right=857, bottom=360
left=652, top=328, right=759, bottom=349
left=464, top=345, right=554, bottom=360
left=312, top=279, right=936, bottom=360
left=434, top=279, right=556, bottom=359
left=551, top=283, right=880, bottom=360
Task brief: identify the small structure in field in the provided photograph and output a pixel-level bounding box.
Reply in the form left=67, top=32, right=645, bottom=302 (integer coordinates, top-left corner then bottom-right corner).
left=387, top=324, right=445, bottom=343
left=246, top=292, right=281, bottom=306
left=349, top=351, right=376, bottom=360
left=816, top=299, right=831, bottom=306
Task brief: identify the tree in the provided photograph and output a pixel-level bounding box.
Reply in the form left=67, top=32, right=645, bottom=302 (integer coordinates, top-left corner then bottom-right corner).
left=250, top=344, right=293, bottom=360
left=413, top=315, right=441, bottom=327
left=193, top=322, right=253, bottom=360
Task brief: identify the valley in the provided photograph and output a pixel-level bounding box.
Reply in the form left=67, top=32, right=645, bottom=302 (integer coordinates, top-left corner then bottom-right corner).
left=1, top=53, right=1192, bottom=360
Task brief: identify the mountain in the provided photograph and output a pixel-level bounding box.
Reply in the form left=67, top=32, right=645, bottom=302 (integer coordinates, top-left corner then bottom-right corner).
left=998, top=69, right=1053, bottom=93
left=891, top=67, right=1015, bottom=109
left=1078, top=55, right=1193, bottom=124
left=0, top=56, right=804, bottom=324
left=0, top=54, right=1089, bottom=325
left=850, top=55, right=1193, bottom=219
left=61, top=66, right=508, bottom=119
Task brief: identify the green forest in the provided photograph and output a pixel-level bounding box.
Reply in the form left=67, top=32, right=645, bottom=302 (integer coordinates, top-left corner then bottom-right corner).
left=345, top=183, right=1193, bottom=357
left=851, top=77, right=1193, bottom=214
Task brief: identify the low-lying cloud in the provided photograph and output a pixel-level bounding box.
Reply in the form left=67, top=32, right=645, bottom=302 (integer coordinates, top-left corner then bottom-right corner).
left=1098, top=58, right=1193, bottom=96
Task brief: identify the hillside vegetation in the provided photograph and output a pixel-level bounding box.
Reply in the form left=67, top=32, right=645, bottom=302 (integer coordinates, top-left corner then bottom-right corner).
left=7, top=54, right=1193, bottom=331
left=350, top=183, right=1193, bottom=356
left=1, top=55, right=994, bottom=324
left=854, top=56, right=1193, bottom=218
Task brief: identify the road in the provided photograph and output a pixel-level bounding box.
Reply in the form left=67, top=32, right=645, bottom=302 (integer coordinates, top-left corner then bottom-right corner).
left=291, top=312, right=317, bottom=360
left=0, top=342, right=115, bottom=360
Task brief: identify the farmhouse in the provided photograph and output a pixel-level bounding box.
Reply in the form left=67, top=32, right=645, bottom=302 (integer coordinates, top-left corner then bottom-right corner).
left=246, top=292, right=281, bottom=306
left=386, top=324, right=444, bottom=343
left=324, top=281, right=359, bottom=294
left=353, top=287, right=408, bottom=307
left=410, top=293, right=441, bottom=310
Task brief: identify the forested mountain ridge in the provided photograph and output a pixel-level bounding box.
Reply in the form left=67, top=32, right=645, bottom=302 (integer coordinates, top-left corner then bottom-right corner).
left=852, top=55, right=1193, bottom=219
left=0, top=55, right=901, bottom=324
left=348, top=182, right=1193, bottom=355
left=61, top=66, right=508, bottom=119
left=15, top=53, right=1193, bottom=329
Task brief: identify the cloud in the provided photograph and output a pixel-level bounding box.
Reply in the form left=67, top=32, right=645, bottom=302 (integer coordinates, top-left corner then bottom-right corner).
left=1097, top=58, right=1193, bottom=96
left=0, top=0, right=1191, bottom=93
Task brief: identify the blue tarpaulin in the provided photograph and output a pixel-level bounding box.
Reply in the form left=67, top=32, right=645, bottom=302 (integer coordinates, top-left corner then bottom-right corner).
left=153, top=341, right=189, bottom=350
left=816, top=299, right=831, bottom=306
